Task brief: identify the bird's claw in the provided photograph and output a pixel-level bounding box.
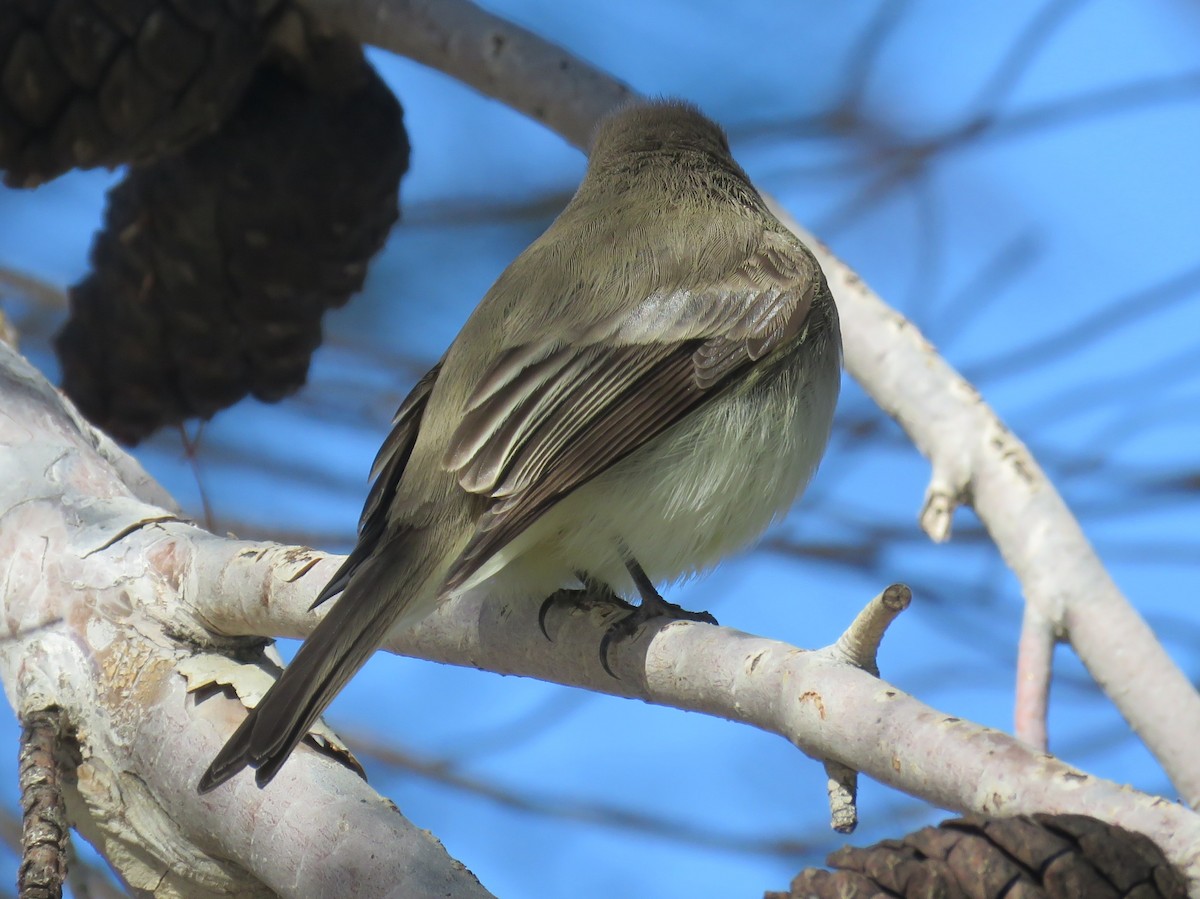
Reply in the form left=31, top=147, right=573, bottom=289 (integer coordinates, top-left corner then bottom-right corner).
left=537, top=586, right=634, bottom=640
left=598, top=596, right=718, bottom=677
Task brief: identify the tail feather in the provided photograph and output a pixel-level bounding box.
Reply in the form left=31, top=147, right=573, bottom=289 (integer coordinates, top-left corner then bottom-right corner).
left=198, top=536, right=432, bottom=792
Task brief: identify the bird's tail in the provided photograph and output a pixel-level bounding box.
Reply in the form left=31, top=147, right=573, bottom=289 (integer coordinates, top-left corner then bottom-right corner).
left=198, top=533, right=438, bottom=792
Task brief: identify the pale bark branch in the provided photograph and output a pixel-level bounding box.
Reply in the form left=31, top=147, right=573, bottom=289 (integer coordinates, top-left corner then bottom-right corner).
left=314, top=0, right=633, bottom=148
left=790, top=213, right=1200, bottom=807
left=198, top=532, right=1200, bottom=888
left=1015, top=603, right=1054, bottom=750
left=0, top=343, right=493, bottom=899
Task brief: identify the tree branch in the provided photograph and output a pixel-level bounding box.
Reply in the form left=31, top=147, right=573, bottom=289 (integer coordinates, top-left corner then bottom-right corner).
left=196, top=529, right=1200, bottom=889
left=0, top=343, right=493, bottom=899
left=314, top=0, right=632, bottom=148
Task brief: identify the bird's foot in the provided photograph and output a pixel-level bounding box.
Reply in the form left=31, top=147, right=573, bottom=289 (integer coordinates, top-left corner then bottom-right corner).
left=598, top=590, right=718, bottom=678
left=537, top=584, right=634, bottom=639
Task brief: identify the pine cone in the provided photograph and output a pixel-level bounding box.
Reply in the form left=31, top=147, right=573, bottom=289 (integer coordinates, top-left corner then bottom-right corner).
left=55, top=39, right=409, bottom=442
left=769, top=814, right=1186, bottom=899
left=0, top=0, right=279, bottom=187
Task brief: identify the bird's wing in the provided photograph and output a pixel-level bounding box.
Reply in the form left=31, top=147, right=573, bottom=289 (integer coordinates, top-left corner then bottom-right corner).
left=443, top=231, right=826, bottom=589
left=309, top=360, right=443, bottom=609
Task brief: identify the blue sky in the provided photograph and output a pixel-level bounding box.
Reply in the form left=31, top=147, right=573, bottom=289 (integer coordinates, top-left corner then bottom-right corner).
left=2, top=1, right=1199, bottom=896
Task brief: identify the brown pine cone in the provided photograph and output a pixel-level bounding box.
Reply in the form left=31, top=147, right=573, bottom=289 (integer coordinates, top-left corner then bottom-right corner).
left=55, top=38, right=409, bottom=442
left=768, top=814, right=1187, bottom=899
left=0, top=0, right=280, bottom=187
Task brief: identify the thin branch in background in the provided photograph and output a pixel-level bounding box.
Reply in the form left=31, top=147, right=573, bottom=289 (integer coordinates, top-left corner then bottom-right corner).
left=368, top=712, right=954, bottom=870
left=928, top=230, right=1043, bottom=345
left=979, top=70, right=1200, bottom=144
left=1139, top=468, right=1200, bottom=499
left=315, top=339, right=435, bottom=385
left=0, top=310, right=17, bottom=349
left=286, top=379, right=403, bottom=428
left=352, top=735, right=821, bottom=858
left=836, top=0, right=915, bottom=115
left=813, top=158, right=928, bottom=237
left=900, top=169, right=945, bottom=323
left=734, top=57, right=1200, bottom=188
left=760, top=534, right=885, bottom=569
left=964, top=261, right=1200, bottom=384
left=399, top=191, right=571, bottom=228
left=1087, top=393, right=1200, bottom=461
left=63, top=843, right=132, bottom=899
left=746, top=66, right=1200, bottom=249
left=966, top=0, right=1093, bottom=115
left=1014, top=342, right=1200, bottom=431
left=165, top=423, right=361, bottom=487
left=430, top=691, right=593, bottom=764
left=176, top=423, right=216, bottom=534
left=0, top=268, right=67, bottom=311
left=0, top=267, right=68, bottom=350
left=1096, top=541, right=1200, bottom=566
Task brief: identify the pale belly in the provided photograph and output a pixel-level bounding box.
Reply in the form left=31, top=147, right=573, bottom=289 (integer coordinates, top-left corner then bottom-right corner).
left=465, top=332, right=841, bottom=602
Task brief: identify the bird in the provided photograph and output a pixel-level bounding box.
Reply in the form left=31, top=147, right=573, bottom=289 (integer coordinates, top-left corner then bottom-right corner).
left=198, top=98, right=841, bottom=792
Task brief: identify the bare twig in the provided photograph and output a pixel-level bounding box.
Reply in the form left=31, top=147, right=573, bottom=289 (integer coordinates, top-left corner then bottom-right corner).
left=352, top=736, right=820, bottom=856
left=18, top=708, right=71, bottom=899
left=0, top=268, right=67, bottom=311
left=829, top=584, right=912, bottom=678
left=1015, top=604, right=1054, bottom=750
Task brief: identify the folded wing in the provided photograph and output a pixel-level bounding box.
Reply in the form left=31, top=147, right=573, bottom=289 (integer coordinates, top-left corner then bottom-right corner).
left=443, top=232, right=824, bottom=589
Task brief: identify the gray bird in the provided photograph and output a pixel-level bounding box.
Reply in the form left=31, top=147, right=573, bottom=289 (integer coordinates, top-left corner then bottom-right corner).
left=199, top=99, right=841, bottom=792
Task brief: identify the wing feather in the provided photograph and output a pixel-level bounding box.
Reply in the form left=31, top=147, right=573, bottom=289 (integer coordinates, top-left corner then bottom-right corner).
left=311, top=360, right=441, bottom=610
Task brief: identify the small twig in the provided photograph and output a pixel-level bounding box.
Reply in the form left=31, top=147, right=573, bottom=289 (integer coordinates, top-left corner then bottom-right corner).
left=0, top=268, right=67, bottom=311
left=177, top=424, right=217, bottom=533
left=814, top=585, right=912, bottom=831
left=830, top=584, right=912, bottom=677
left=351, top=735, right=818, bottom=856
left=18, top=708, right=71, bottom=899
left=823, top=761, right=859, bottom=834
left=1015, top=604, right=1055, bottom=750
